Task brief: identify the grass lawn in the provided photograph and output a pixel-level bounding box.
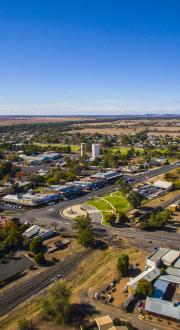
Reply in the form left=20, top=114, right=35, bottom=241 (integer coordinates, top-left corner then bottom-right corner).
left=105, top=191, right=131, bottom=215
left=86, top=198, right=111, bottom=212
left=86, top=190, right=131, bottom=223
left=34, top=142, right=80, bottom=152
left=110, top=147, right=143, bottom=155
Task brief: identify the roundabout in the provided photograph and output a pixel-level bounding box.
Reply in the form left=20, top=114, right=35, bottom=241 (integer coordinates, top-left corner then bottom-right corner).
left=61, top=203, right=103, bottom=223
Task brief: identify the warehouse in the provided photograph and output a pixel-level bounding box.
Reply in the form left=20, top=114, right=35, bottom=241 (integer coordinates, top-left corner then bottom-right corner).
left=161, top=249, right=180, bottom=266
left=145, top=297, right=180, bottom=320
left=153, top=180, right=173, bottom=192
left=146, top=248, right=169, bottom=267
left=127, top=266, right=160, bottom=293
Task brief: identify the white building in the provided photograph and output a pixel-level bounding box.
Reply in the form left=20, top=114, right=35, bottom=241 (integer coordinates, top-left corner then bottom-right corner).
left=23, top=225, right=53, bottom=241
left=153, top=180, right=173, bottom=192
left=92, top=143, right=100, bottom=159
left=127, top=266, right=160, bottom=293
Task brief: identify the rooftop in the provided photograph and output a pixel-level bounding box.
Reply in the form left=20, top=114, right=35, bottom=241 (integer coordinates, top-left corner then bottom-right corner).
left=159, top=275, right=180, bottom=285
left=145, top=297, right=180, bottom=320
left=162, top=250, right=180, bottom=266
left=153, top=180, right=173, bottom=189
left=148, top=248, right=169, bottom=262
left=127, top=266, right=160, bottom=289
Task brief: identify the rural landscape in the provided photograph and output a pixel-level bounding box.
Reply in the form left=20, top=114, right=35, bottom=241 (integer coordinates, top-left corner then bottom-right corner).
left=0, top=115, right=179, bottom=330
left=0, top=1, right=180, bottom=329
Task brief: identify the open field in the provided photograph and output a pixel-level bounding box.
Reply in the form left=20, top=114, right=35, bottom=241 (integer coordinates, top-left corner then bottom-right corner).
left=71, top=118, right=180, bottom=136
left=34, top=142, right=80, bottom=152
left=0, top=116, right=104, bottom=126
left=72, top=126, right=180, bottom=137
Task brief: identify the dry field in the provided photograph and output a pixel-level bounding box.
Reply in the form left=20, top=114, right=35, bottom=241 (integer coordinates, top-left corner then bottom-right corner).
left=0, top=116, right=102, bottom=126
left=72, top=119, right=180, bottom=136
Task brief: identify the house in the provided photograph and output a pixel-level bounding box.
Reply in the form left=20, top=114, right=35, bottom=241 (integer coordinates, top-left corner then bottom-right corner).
left=153, top=180, right=173, bottom=192
left=23, top=225, right=53, bottom=241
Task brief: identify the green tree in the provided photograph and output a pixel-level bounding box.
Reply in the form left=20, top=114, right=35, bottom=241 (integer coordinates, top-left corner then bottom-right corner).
left=30, top=237, right=44, bottom=255
left=136, top=279, right=153, bottom=297
left=104, top=212, right=116, bottom=225
left=40, top=281, right=71, bottom=325
left=117, top=254, right=129, bottom=276
left=127, top=191, right=142, bottom=208
left=74, top=215, right=94, bottom=247
left=34, top=252, right=45, bottom=265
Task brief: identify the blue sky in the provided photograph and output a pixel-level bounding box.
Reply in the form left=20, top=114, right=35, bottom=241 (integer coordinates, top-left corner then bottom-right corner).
left=0, top=0, right=180, bottom=115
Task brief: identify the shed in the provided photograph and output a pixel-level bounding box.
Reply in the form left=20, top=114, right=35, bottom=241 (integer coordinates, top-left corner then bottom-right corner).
left=145, top=297, right=180, bottom=320
left=95, top=315, right=114, bottom=330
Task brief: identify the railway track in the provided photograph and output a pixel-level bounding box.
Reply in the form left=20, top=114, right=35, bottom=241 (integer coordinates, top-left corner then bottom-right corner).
left=0, top=248, right=93, bottom=317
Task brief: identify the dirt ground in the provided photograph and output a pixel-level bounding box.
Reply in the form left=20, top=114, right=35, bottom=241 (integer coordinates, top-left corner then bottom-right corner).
left=68, top=246, right=147, bottom=305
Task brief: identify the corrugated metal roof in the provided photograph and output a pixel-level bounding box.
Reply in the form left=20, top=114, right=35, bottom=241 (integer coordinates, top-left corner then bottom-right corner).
left=152, top=279, right=169, bottom=299
left=153, top=180, right=173, bottom=189
left=127, top=267, right=160, bottom=289
left=23, top=225, right=40, bottom=237
left=145, top=297, right=180, bottom=320
left=159, top=275, right=180, bottom=285
left=148, top=248, right=169, bottom=262
left=174, top=257, right=180, bottom=269
left=166, top=267, right=180, bottom=277
left=162, top=250, right=180, bottom=266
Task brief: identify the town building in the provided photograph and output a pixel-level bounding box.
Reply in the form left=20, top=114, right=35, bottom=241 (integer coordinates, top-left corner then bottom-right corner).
left=2, top=192, right=59, bottom=207
left=23, top=225, right=53, bottom=241
left=153, top=180, right=173, bottom=192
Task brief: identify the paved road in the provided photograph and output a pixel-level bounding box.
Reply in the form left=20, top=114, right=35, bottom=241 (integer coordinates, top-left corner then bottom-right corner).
left=0, top=249, right=93, bottom=317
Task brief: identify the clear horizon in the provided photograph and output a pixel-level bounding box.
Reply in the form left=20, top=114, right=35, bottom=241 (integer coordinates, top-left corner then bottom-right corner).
left=0, top=1, right=180, bottom=115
